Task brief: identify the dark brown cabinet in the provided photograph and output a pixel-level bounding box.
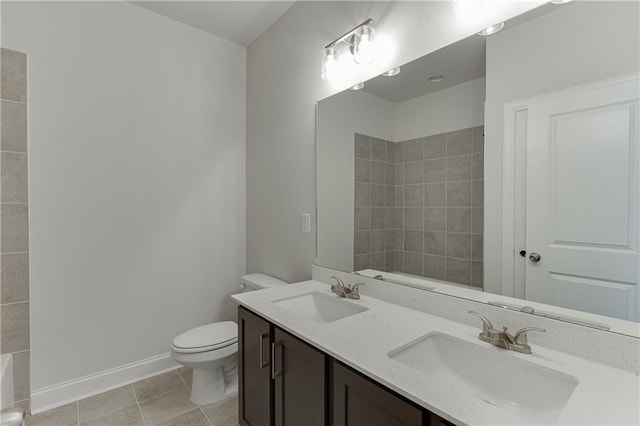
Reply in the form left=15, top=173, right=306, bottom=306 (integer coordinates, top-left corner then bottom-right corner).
left=238, top=306, right=456, bottom=426
left=332, top=361, right=422, bottom=426
left=273, top=327, right=326, bottom=426
left=239, top=307, right=272, bottom=426
left=238, top=307, right=326, bottom=426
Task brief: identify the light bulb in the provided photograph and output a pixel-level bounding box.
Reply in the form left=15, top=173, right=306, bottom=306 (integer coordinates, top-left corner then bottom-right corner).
left=382, top=67, right=400, bottom=77
left=321, top=47, right=340, bottom=81
left=350, top=83, right=364, bottom=90
left=477, top=22, right=504, bottom=36
left=353, top=25, right=376, bottom=65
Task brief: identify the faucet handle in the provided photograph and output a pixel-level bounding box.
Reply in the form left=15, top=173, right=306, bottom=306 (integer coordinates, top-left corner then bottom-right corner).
left=514, top=327, right=546, bottom=345
left=330, top=276, right=345, bottom=287
left=468, top=311, right=494, bottom=333
left=351, top=283, right=365, bottom=293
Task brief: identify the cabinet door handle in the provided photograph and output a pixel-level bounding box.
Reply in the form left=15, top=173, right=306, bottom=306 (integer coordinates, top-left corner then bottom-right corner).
left=259, top=333, right=269, bottom=368
left=271, top=341, right=282, bottom=379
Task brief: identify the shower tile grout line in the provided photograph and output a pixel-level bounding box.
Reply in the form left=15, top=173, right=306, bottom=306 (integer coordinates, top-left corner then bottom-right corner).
left=0, top=300, right=29, bottom=306
left=0, top=98, right=26, bottom=105
left=0, top=150, right=28, bottom=155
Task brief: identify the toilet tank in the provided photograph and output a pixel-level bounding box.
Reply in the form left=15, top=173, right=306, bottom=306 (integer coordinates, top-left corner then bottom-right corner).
left=240, top=273, right=288, bottom=292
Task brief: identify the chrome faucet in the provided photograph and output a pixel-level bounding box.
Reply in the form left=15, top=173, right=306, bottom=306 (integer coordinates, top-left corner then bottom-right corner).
left=468, top=311, right=545, bottom=354
left=330, top=276, right=365, bottom=300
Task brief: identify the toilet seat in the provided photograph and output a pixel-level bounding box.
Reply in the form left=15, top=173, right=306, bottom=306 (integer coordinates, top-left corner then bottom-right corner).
left=171, top=321, right=238, bottom=354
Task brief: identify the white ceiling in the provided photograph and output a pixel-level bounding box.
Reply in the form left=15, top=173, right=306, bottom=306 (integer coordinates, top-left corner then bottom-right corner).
left=362, top=35, right=487, bottom=103
left=132, top=1, right=295, bottom=46
left=359, top=2, right=559, bottom=103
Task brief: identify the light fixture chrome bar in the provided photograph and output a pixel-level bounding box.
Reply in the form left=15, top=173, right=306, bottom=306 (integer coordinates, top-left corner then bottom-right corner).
left=324, top=18, right=374, bottom=49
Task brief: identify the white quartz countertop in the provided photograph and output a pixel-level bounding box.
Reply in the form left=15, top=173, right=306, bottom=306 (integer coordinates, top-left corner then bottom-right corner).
left=232, top=280, right=640, bottom=425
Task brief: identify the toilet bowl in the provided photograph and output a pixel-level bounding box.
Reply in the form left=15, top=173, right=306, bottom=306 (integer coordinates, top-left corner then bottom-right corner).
left=170, top=273, right=287, bottom=405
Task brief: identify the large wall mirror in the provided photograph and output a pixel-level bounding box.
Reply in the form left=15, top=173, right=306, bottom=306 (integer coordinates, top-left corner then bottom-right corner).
left=316, top=1, right=640, bottom=336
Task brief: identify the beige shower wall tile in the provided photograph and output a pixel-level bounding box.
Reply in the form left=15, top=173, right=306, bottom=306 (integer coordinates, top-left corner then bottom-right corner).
left=13, top=398, right=31, bottom=416
left=472, top=261, right=484, bottom=288
left=1, top=152, right=28, bottom=202
left=472, top=125, right=484, bottom=153
left=1, top=203, right=29, bottom=252
left=1, top=253, right=29, bottom=303
left=13, top=350, right=30, bottom=401
left=1, top=100, right=28, bottom=152
left=446, top=128, right=472, bottom=156
left=1, top=301, right=30, bottom=354
left=1, top=49, right=27, bottom=103
left=446, top=257, right=471, bottom=285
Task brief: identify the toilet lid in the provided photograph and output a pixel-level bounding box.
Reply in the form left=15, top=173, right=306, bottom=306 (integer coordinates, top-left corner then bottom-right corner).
left=172, top=321, right=238, bottom=353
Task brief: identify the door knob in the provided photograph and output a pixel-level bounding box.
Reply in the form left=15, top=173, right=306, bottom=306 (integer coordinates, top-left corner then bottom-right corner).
left=528, top=253, right=541, bottom=262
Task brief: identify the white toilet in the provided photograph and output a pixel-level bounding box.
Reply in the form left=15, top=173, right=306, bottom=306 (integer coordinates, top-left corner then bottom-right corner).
left=170, top=273, right=287, bottom=405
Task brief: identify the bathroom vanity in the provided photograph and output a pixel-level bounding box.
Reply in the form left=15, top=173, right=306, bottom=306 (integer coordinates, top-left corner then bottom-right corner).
left=233, top=279, right=640, bottom=426
left=237, top=306, right=436, bottom=426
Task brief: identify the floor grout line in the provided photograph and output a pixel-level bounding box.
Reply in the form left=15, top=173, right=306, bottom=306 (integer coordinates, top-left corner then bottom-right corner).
left=199, top=405, right=214, bottom=426
left=131, top=384, right=147, bottom=426
left=27, top=370, right=237, bottom=426
left=176, top=369, right=190, bottom=392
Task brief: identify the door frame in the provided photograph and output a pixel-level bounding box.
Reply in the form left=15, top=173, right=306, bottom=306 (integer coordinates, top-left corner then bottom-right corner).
left=500, top=73, right=640, bottom=299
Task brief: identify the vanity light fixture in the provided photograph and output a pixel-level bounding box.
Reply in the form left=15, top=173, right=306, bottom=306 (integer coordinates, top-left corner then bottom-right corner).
left=321, top=46, right=340, bottom=82
left=350, top=83, right=364, bottom=90
left=382, top=67, right=401, bottom=77
left=477, top=22, right=504, bottom=36
left=352, top=23, right=376, bottom=64
left=550, top=0, right=572, bottom=3
left=321, top=18, right=376, bottom=81
left=428, top=75, right=445, bottom=83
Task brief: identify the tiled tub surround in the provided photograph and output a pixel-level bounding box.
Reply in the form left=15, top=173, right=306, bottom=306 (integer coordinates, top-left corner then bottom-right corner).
left=354, top=126, right=484, bottom=287
left=353, top=134, right=399, bottom=272
left=1, top=48, right=30, bottom=412
left=24, top=369, right=239, bottom=426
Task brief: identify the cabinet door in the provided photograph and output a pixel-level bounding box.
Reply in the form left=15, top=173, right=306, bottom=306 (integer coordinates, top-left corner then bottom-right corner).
left=332, top=361, right=422, bottom=426
left=273, top=327, right=326, bottom=426
left=239, top=306, right=272, bottom=426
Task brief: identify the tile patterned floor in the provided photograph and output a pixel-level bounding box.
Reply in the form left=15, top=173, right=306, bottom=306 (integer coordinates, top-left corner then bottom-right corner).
left=26, top=369, right=238, bottom=426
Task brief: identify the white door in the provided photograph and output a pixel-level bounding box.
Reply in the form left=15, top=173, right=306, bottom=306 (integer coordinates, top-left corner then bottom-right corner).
left=525, top=77, right=639, bottom=321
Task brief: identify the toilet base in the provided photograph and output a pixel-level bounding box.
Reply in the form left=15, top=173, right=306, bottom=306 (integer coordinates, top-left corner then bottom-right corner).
left=189, top=360, right=238, bottom=405
left=190, top=366, right=225, bottom=405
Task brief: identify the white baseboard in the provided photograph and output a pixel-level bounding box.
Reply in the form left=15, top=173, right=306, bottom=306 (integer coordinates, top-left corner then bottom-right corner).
left=30, top=353, right=179, bottom=414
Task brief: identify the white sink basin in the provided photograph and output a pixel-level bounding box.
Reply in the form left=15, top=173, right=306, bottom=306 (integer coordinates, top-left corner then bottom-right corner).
left=272, top=291, right=368, bottom=324
left=389, top=332, right=578, bottom=423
